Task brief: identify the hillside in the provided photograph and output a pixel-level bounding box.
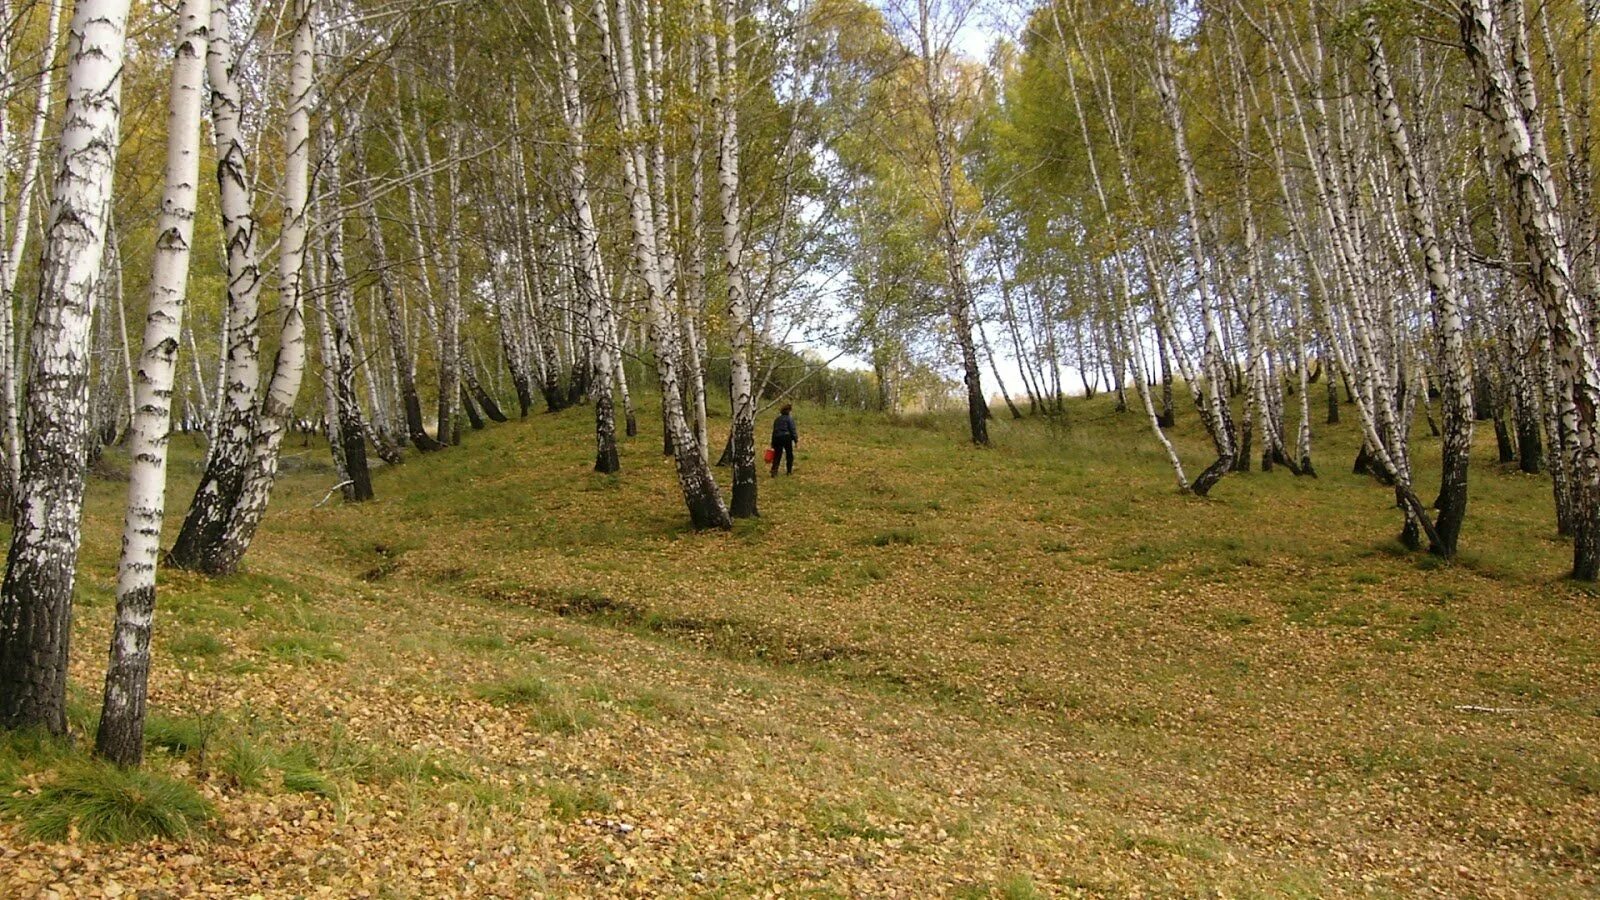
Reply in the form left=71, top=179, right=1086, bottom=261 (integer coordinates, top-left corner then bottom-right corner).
left=3, top=398, right=1598, bottom=897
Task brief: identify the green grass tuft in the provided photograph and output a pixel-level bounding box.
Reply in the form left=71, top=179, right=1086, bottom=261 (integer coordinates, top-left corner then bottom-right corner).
left=280, top=767, right=338, bottom=799
left=808, top=800, right=895, bottom=841
left=544, top=781, right=614, bottom=820
left=144, top=714, right=211, bottom=758
left=457, top=632, right=509, bottom=652
left=474, top=676, right=557, bottom=707
left=0, top=761, right=213, bottom=842
left=216, top=735, right=271, bottom=790
left=260, top=633, right=346, bottom=664
left=866, top=528, right=919, bottom=547
left=169, top=631, right=228, bottom=658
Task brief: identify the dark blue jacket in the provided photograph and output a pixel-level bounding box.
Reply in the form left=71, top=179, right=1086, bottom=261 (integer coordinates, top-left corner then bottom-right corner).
left=771, top=413, right=797, bottom=446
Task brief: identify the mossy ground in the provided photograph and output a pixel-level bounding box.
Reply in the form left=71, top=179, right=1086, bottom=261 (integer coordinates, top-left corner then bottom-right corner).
left=1, top=391, right=1597, bottom=896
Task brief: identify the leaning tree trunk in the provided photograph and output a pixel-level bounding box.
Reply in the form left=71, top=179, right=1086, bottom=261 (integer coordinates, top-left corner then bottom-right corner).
left=465, top=361, right=508, bottom=423
left=599, top=0, right=729, bottom=528
left=168, top=0, right=266, bottom=569
left=1153, top=11, right=1233, bottom=494
left=353, top=146, right=442, bottom=451
left=556, top=0, right=619, bottom=472
left=1363, top=16, right=1472, bottom=557
left=1461, top=0, right=1600, bottom=578
left=194, top=0, right=315, bottom=577
left=317, top=127, right=373, bottom=503
left=1052, top=0, right=1186, bottom=488
left=0, top=0, right=133, bottom=734
left=95, top=0, right=207, bottom=766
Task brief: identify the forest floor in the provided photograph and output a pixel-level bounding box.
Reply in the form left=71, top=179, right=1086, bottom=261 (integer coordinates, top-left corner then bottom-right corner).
left=2, top=391, right=1599, bottom=898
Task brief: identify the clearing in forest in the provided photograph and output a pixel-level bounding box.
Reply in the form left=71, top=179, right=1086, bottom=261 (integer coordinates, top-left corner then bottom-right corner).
left=2, top=399, right=1598, bottom=897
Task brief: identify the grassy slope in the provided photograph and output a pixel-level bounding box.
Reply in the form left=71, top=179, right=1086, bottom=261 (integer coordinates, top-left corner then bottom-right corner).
left=2, top=392, right=1598, bottom=897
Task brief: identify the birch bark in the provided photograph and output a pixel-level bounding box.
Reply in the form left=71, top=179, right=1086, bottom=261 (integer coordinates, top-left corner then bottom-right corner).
left=0, top=0, right=133, bottom=733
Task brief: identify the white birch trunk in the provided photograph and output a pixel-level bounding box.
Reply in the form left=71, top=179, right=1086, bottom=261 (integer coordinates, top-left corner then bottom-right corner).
left=0, top=0, right=133, bottom=734
left=204, top=0, right=315, bottom=576
left=599, top=0, right=730, bottom=528
left=1363, top=16, right=1472, bottom=555
left=1461, top=0, right=1600, bottom=578
left=94, top=0, right=207, bottom=766
left=708, top=0, right=758, bottom=516
left=556, top=0, right=621, bottom=473
left=168, top=0, right=267, bottom=569
left=0, top=0, right=66, bottom=509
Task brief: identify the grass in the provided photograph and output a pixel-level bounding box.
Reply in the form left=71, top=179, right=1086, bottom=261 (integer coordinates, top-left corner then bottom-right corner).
left=475, top=675, right=596, bottom=734
left=0, top=760, right=212, bottom=842
left=216, top=735, right=271, bottom=790
left=474, top=676, right=558, bottom=707
left=168, top=631, right=228, bottom=658
left=543, top=781, right=615, bottom=820
left=259, top=633, right=346, bottom=664
left=807, top=799, right=896, bottom=840
left=1, top=391, right=1597, bottom=895
left=144, top=714, right=212, bottom=758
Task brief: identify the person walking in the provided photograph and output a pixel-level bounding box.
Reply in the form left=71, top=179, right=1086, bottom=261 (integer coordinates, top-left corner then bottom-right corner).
left=770, top=404, right=798, bottom=476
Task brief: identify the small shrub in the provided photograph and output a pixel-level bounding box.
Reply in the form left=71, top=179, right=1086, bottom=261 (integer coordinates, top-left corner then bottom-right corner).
left=0, top=762, right=212, bottom=842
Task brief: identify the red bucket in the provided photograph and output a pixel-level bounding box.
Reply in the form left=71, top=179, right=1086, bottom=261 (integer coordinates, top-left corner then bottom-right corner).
left=763, top=448, right=776, bottom=464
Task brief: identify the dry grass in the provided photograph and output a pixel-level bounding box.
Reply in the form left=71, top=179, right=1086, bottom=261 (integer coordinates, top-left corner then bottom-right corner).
left=2, top=392, right=1598, bottom=897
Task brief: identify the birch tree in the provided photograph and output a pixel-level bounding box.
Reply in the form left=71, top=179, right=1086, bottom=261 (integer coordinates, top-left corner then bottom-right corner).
left=1460, top=0, right=1600, bottom=578
left=0, top=0, right=134, bottom=734
left=168, top=0, right=267, bottom=569
left=178, top=0, right=317, bottom=576
left=599, top=0, right=731, bottom=529
left=95, top=0, right=208, bottom=765
left=708, top=0, right=759, bottom=516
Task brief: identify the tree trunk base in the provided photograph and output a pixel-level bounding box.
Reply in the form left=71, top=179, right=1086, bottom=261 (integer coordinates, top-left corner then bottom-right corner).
left=1190, top=454, right=1233, bottom=496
